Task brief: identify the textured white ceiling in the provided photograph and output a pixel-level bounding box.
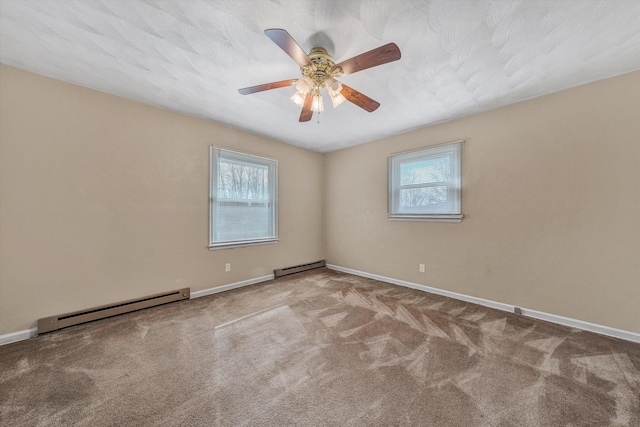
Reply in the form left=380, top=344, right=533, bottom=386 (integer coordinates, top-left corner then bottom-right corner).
left=1, top=0, right=639, bottom=152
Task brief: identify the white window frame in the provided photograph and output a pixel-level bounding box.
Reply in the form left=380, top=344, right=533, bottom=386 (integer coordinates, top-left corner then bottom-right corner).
left=209, top=147, right=278, bottom=249
left=388, top=140, right=463, bottom=223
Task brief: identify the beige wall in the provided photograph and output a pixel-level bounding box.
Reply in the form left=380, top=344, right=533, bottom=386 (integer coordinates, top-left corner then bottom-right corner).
left=325, top=71, right=640, bottom=333
left=2, top=64, right=638, bottom=337
left=0, top=65, right=324, bottom=335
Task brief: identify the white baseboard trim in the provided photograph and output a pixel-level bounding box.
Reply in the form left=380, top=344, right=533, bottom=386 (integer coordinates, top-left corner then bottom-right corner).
left=326, top=264, right=640, bottom=343
left=191, top=274, right=274, bottom=299
left=3, top=270, right=636, bottom=345
left=0, top=327, right=38, bottom=346
left=1, top=275, right=274, bottom=346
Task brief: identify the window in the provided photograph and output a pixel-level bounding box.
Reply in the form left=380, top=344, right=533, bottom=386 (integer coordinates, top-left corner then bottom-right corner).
left=209, top=147, right=277, bottom=249
left=388, top=141, right=463, bottom=222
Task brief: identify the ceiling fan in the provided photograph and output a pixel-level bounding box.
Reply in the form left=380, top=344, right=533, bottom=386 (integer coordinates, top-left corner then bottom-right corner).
left=238, top=29, right=401, bottom=122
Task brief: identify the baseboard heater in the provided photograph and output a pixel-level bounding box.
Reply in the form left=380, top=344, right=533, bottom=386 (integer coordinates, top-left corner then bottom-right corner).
left=274, top=260, right=326, bottom=278
left=37, top=287, right=190, bottom=334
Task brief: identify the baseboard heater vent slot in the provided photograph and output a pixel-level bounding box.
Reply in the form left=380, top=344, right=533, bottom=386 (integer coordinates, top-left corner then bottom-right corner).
left=37, top=288, right=190, bottom=334
left=274, top=260, right=326, bottom=278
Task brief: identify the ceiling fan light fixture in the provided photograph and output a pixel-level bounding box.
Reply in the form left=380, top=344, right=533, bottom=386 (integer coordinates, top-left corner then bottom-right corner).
left=290, top=90, right=306, bottom=107
left=325, top=77, right=342, bottom=96
left=325, top=77, right=345, bottom=108
left=330, top=92, right=346, bottom=108
left=311, top=93, right=324, bottom=113
left=295, top=76, right=313, bottom=94
left=291, top=76, right=313, bottom=107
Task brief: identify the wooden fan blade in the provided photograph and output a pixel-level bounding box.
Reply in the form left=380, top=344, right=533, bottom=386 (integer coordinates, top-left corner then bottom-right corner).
left=264, top=29, right=316, bottom=70
left=331, top=43, right=401, bottom=76
left=238, top=80, right=296, bottom=95
left=299, top=93, right=313, bottom=122
left=341, top=84, right=380, bottom=112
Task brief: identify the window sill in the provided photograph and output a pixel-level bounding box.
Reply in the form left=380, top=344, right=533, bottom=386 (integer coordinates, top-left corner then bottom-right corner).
left=208, top=238, right=279, bottom=250
left=388, top=214, right=464, bottom=223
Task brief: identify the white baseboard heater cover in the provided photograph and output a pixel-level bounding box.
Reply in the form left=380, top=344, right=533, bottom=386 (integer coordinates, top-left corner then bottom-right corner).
left=37, top=288, right=190, bottom=334
left=274, top=260, right=326, bottom=278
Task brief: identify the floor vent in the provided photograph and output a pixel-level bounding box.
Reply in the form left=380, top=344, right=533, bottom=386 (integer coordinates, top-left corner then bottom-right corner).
left=274, top=260, right=326, bottom=278
left=37, top=288, right=190, bottom=334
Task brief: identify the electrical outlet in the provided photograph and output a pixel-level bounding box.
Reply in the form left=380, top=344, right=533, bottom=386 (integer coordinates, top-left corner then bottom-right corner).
left=225, top=263, right=231, bottom=272
left=419, top=264, right=425, bottom=273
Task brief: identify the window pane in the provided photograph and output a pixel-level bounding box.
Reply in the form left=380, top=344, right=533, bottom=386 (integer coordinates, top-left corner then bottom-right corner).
left=388, top=141, right=462, bottom=221
left=210, top=147, right=277, bottom=248
left=400, top=156, right=450, bottom=185
left=215, top=201, right=271, bottom=241
left=399, top=186, right=448, bottom=212
left=218, top=159, right=269, bottom=201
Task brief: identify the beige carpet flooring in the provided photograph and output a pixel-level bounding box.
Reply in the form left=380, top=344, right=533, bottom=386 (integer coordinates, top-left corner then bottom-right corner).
left=1, top=268, right=639, bottom=426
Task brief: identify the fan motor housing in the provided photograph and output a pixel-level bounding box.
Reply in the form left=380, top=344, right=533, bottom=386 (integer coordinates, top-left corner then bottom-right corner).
left=308, top=47, right=335, bottom=68
left=303, top=47, right=342, bottom=88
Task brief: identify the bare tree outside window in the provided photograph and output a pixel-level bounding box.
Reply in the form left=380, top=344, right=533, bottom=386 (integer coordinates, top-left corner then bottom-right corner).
left=218, top=161, right=269, bottom=202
